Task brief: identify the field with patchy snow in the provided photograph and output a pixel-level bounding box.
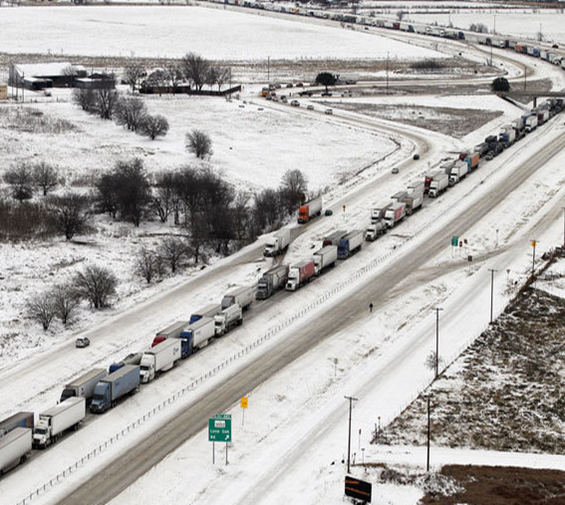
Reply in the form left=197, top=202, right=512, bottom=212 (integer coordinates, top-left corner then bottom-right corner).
left=0, top=5, right=446, bottom=60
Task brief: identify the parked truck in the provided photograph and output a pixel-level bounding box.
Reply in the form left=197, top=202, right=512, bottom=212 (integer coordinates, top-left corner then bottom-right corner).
left=365, top=220, right=387, bottom=241
left=406, top=181, right=425, bottom=196
left=525, top=114, right=538, bottom=132
left=402, top=192, right=423, bottom=215
left=60, top=368, right=107, bottom=403
left=297, top=196, right=322, bottom=224
left=90, top=365, right=140, bottom=414
left=286, top=259, right=316, bottom=291
left=474, top=142, right=489, bottom=157
left=391, top=190, right=407, bottom=203
left=221, top=286, right=254, bottom=311
left=140, top=338, right=182, bottom=383
left=464, top=152, right=480, bottom=172
left=263, top=228, right=291, bottom=257
left=33, top=397, right=86, bottom=449
left=371, top=203, right=392, bottom=224
left=428, top=172, right=449, bottom=198
left=0, top=427, right=32, bottom=476
left=536, top=108, right=550, bottom=125
left=189, top=304, right=221, bottom=324
left=313, top=245, right=338, bottom=274
left=384, top=202, right=406, bottom=228
left=0, top=412, right=34, bottom=437
left=449, top=160, right=468, bottom=186
left=152, top=320, right=189, bottom=347
left=338, top=230, right=364, bottom=259
left=214, top=304, right=243, bottom=336
left=322, top=229, right=346, bottom=247
left=499, top=126, right=516, bottom=147
left=256, top=264, right=289, bottom=299
left=179, top=317, right=216, bottom=354
left=108, top=352, right=142, bottom=374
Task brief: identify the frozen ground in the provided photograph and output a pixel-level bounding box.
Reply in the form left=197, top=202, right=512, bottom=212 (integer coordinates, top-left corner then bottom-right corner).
left=0, top=5, right=446, bottom=60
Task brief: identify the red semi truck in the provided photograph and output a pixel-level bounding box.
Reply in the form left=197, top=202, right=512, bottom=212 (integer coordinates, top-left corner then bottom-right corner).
left=297, top=197, right=322, bottom=224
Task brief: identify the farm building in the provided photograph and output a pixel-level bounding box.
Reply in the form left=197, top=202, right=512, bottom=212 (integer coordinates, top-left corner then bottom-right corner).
left=0, top=83, right=7, bottom=100
left=9, top=62, right=87, bottom=90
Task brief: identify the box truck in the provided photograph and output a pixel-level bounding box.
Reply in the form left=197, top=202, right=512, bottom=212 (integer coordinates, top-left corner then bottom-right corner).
left=214, top=304, right=243, bottom=336
left=256, top=264, right=289, bottom=299
left=221, top=286, right=254, bottom=311
left=337, top=230, right=364, bottom=259
left=286, top=259, right=315, bottom=291
left=384, top=203, right=406, bottom=228
left=90, top=365, right=140, bottom=414
left=313, top=245, right=338, bottom=274
left=60, top=368, right=107, bottom=403
left=297, top=196, right=322, bottom=224
left=33, top=397, right=86, bottom=448
left=140, top=338, right=182, bottom=383
left=0, top=427, right=32, bottom=475
left=0, top=412, right=34, bottom=437
left=263, top=228, right=291, bottom=257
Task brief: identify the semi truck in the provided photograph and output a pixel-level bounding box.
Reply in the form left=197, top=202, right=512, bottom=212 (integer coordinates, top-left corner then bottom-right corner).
left=384, top=202, right=406, bottom=228
left=464, top=152, right=480, bottom=172
left=286, top=259, right=316, bottom=291
left=256, top=264, right=289, bottom=299
left=0, top=412, right=34, bottom=437
left=214, top=304, right=243, bottom=336
left=406, top=181, right=425, bottom=196
left=473, top=142, right=489, bottom=157
left=0, top=427, right=32, bottom=476
left=449, top=160, right=469, bottom=185
left=90, top=365, right=140, bottom=414
left=263, top=228, right=291, bottom=257
left=221, top=286, right=254, bottom=311
left=33, top=397, right=86, bottom=449
left=391, top=190, right=407, bottom=203
left=297, top=196, right=322, bottom=224
left=313, top=245, right=338, bottom=274
left=371, top=203, right=392, bottom=223
left=140, top=338, right=182, bottom=383
left=402, top=193, right=423, bottom=215
left=536, top=108, right=550, bottom=125
left=499, top=126, right=516, bottom=147
left=366, top=220, right=387, bottom=241
left=337, top=230, right=364, bottom=259
left=152, top=320, right=189, bottom=347
left=428, top=172, right=449, bottom=198
left=525, top=114, right=538, bottom=132
left=189, top=304, right=221, bottom=324
left=322, top=230, right=346, bottom=247
left=179, top=317, right=216, bottom=354
left=60, top=368, right=107, bottom=403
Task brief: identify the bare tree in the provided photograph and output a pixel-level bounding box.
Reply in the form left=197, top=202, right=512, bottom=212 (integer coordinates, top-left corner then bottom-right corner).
left=49, top=192, right=90, bottom=240
left=4, top=163, right=34, bottom=202
left=27, top=293, right=56, bottom=331
left=123, top=59, right=146, bottom=93
left=166, top=61, right=183, bottom=93
left=185, top=129, right=213, bottom=159
left=161, top=236, right=187, bottom=273
left=136, top=247, right=158, bottom=283
left=115, top=97, right=147, bottom=132
left=75, top=265, right=118, bottom=309
left=151, top=171, right=177, bottom=223
left=53, top=284, right=81, bottom=325
left=33, top=161, right=59, bottom=196
left=279, top=169, right=308, bottom=214
left=139, top=114, right=169, bottom=140
left=396, top=10, right=406, bottom=21
left=144, top=68, right=169, bottom=89
left=209, top=66, right=232, bottom=91
left=95, top=89, right=120, bottom=120
left=181, top=52, right=210, bottom=91
left=72, top=88, right=97, bottom=112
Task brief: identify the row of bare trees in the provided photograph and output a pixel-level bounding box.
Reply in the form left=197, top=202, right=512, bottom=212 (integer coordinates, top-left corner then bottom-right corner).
left=72, top=89, right=169, bottom=140
left=3, top=160, right=61, bottom=201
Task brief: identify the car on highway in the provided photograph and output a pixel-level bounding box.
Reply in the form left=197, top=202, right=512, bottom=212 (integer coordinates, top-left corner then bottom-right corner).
left=290, top=100, right=300, bottom=107
left=413, top=153, right=420, bottom=160
left=325, top=209, right=333, bottom=216
left=325, top=108, right=333, bottom=115
left=307, top=104, right=314, bottom=110
left=76, top=337, right=90, bottom=348
left=321, top=92, right=332, bottom=97
left=391, top=167, right=399, bottom=174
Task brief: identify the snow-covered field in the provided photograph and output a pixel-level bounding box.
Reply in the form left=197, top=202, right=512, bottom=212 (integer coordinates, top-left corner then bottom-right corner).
left=0, top=5, right=445, bottom=60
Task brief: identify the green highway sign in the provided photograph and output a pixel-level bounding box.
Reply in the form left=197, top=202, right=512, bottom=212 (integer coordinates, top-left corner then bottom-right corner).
left=209, top=416, right=232, bottom=442
left=451, top=235, right=459, bottom=247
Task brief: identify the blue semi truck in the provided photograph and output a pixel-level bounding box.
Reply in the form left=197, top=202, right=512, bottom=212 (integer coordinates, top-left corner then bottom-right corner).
left=90, top=365, right=140, bottom=414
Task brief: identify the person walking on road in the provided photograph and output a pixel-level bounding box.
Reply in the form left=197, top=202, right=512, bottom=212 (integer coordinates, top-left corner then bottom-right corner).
left=369, top=302, right=374, bottom=313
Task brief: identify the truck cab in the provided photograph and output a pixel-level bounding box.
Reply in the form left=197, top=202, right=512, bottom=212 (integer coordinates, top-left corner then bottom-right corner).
left=263, top=238, right=278, bottom=257
left=286, top=269, right=299, bottom=291
left=140, top=354, right=156, bottom=383
left=366, top=221, right=386, bottom=241
left=32, top=422, right=51, bottom=449
left=90, top=383, right=111, bottom=414
left=298, top=204, right=310, bottom=223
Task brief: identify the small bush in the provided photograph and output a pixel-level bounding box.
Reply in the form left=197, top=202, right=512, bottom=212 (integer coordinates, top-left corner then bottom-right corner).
left=410, top=59, right=446, bottom=71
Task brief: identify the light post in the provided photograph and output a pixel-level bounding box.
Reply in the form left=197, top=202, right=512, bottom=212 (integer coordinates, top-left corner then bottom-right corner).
left=344, top=395, right=358, bottom=473
left=488, top=269, right=497, bottom=323
left=562, top=207, right=565, bottom=246
left=267, top=55, right=270, bottom=84
left=433, top=308, right=443, bottom=379
left=531, top=240, right=537, bottom=277
left=426, top=395, right=431, bottom=472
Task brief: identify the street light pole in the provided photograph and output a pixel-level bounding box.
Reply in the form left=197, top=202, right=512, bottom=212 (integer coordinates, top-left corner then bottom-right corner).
left=562, top=207, right=565, bottom=246
left=344, top=395, right=358, bottom=473
left=488, top=269, right=497, bottom=323
left=433, top=308, right=443, bottom=379
left=426, top=395, right=431, bottom=472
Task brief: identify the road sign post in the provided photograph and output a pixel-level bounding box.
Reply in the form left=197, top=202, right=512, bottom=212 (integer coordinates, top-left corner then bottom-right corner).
left=209, top=414, right=232, bottom=465
left=241, top=397, right=248, bottom=426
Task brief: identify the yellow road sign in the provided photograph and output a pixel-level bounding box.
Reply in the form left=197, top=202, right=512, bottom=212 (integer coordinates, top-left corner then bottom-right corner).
left=241, top=397, right=248, bottom=409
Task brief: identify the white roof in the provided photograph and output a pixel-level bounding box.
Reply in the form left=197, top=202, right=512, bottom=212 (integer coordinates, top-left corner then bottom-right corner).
left=13, top=62, right=75, bottom=78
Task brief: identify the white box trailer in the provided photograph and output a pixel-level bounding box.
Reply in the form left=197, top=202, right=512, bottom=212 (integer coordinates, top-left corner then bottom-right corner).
left=140, top=338, right=182, bottom=383
left=180, top=317, right=216, bottom=350
left=221, top=286, right=254, bottom=311
left=0, top=427, right=32, bottom=475
left=313, top=245, right=338, bottom=274
left=33, top=397, right=86, bottom=449
left=60, top=368, right=107, bottom=403
left=214, top=303, right=243, bottom=336
left=263, top=228, right=291, bottom=257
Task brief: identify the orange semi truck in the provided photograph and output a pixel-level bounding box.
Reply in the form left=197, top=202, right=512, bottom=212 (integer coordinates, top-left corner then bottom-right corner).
left=297, top=196, right=322, bottom=224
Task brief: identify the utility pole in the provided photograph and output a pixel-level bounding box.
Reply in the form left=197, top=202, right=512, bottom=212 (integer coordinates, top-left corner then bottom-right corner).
left=531, top=240, right=537, bottom=277
left=344, top=395, right=358, bottom=473
left=562, top=207, right=565, bottom=246
left=386, top=52, right=389, bottom=95
left=488, top=269, right=497, bottom=323
left=433, top=308, right=443, bottom=379
left=426, top=395, right=431, bottom=471
left=267, top=56, right=270, bottom=84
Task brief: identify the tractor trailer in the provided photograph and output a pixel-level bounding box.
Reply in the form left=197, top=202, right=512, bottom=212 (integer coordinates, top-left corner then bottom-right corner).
left=384, top=203, right=406, bottom=228
left=33, top=397, right=86, bottom=449
left=214, top=304, right=243, bottom=336
left=297, top=197, right=322, bottom=224
left=286, top=259, right=315, bottom=291
left=60, top=368, right=107, bottom=403
left=337, top=230, right=363, bottom=259
left=0, top=427, right=32, bottom=476
left=313, top=245, right=338, bottom=274
left=263, top=228, right=291, bottom=257
left=140, top=338, right=182, bottom=383
left=90, top=365, right=140, bottom=414
left=0, top=412, right=34, bottom=437
left=256, top=264, right=289, bottom=299
left=179, top=317, right=216, bottom=355
left=428, top=172, right=449, bottom=198
left=221, top=286, right=254, bottom=311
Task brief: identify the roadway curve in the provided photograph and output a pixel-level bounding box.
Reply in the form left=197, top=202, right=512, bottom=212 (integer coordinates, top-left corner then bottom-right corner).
left=56, top=128, right=565, bottom=505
